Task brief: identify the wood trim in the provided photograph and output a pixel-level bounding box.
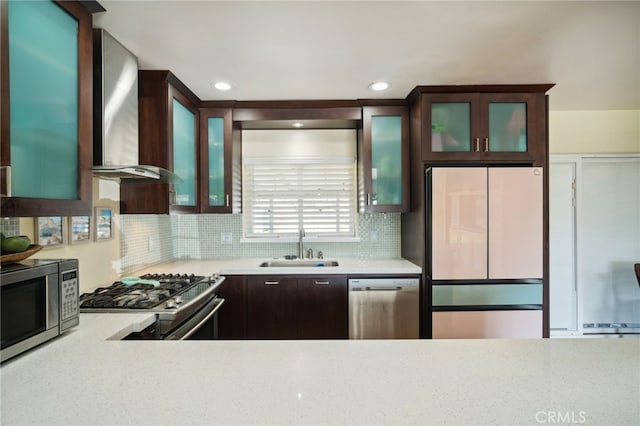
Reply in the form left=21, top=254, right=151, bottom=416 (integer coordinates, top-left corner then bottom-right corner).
left=233, top=106, right=362, bottom=122
left=411, top=84, right=555, bottom=95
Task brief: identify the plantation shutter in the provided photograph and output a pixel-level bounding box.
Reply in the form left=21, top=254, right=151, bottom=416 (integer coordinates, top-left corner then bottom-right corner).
left=242, top=130, right=357, bottom=239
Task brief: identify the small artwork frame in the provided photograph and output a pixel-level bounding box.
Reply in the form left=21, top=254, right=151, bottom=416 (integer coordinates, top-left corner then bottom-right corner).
left=69, top=215, right=91, bottom=244
left=35, top=216, right=65, bottom=247
left=94, top=207, right=113, bottom=241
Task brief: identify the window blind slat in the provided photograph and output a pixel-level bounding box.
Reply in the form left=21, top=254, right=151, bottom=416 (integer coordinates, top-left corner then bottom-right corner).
left=243, top=159, right=357, bottom=238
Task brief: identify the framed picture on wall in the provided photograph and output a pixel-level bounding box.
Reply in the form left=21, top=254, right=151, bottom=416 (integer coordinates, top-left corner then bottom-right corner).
left=94, top=207, right=113, bottom=241
left=69, top=215, right=91, bottom=244
left=35, top=216, right=65, bottom=247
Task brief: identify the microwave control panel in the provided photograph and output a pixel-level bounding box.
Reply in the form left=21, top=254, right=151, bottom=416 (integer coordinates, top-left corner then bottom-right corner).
left=61, top=269, right=79, bottom=321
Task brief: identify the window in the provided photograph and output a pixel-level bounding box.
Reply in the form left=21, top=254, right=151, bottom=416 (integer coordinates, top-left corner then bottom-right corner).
left=242, top=130, right=357, bottom=240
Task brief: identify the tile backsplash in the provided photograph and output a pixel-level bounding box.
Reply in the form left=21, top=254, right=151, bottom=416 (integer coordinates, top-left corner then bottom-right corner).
left=0, top=217, right=21, bottom=237
left=119, top=213, right=400, bottom=273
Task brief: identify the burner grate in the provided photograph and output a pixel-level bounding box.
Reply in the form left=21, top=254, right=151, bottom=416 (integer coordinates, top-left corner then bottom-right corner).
left=79, top=274, right=205, bottom=309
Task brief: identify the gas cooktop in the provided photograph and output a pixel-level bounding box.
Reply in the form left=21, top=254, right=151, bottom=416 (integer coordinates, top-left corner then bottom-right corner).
left=79, top=273, right=215, bottom=311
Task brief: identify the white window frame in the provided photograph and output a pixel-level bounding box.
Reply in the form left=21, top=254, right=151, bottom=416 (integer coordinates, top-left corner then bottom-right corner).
left=242, top=156, right=358, bottom=242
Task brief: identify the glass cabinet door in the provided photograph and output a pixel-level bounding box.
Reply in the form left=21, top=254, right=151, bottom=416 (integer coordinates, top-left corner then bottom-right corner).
left=487, top=102, right=528, bottom=152
left=8, top=0, right=79, bottom=199
left=361, top=106, right=408, bottom=213
left=172, top=98, right=197, bottom=207
left=206, top=117, right=225, bottom=207
left=200, top=108, right=232, bottom=213
left=371, top=115, right=402, bottom=205
left=431, top=102, right=472, bottom=152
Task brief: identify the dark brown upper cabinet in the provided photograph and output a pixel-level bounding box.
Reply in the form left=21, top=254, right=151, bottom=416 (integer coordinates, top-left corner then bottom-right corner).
left=0, top=1, right=93, bottom=217
left=120, top=71, right=200, bottom=214
left=359, top=104, right=410, bottom=213
left=198, top=105, right=238, bottom=213
left=414, top=85, right=553, bottom=164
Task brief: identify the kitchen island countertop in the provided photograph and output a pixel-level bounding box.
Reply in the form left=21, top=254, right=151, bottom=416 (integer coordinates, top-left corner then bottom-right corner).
left=1, top=312, right=638, bottom=425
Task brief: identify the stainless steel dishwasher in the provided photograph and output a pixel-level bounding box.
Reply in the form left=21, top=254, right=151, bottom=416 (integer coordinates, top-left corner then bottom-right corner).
left=348, top=277, right=419, bottom=339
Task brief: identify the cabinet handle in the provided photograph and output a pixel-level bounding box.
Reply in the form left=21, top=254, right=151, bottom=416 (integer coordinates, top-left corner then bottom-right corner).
left=474, top=138, right=480, bottom=152
left=314, top=280, right=329, bottom=285
left=264, top=280, right=280, bottom=285
left=225, top=194, right=230, bottom=207
left=366, top=193, right=371, bottom=206
left=169, top=190, right=177, bottom=206
left=483, top=138, right=489, bottom=152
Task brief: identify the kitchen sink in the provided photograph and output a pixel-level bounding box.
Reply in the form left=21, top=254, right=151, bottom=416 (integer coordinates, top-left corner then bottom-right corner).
left=259, top=260, right=339, bottom=267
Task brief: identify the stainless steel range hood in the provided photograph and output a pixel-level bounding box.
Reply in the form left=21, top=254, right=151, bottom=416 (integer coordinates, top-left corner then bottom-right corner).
left=92, top=28, right=179, bottom=183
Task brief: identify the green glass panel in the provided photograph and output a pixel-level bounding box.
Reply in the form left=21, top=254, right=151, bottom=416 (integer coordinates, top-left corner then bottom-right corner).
left=488, top=102, right=527, bottom=152
left=207, top=118, right=225, bottom=206
left=432, top=284, right=543, bottom=306
left=371, top=116, right=402, bottom=206
left=431, top=103, right=471, bottom=152
left=9, top=0, right=78, bottom=199
left=172, top=99, right=196, bottom=206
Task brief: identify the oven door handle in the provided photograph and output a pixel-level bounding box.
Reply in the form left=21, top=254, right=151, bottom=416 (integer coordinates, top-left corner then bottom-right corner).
left=164, top=297, right=225, bottom=340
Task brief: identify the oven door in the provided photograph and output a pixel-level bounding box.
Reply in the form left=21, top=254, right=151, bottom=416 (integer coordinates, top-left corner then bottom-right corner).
left=163, top=297, right=224, bottom=340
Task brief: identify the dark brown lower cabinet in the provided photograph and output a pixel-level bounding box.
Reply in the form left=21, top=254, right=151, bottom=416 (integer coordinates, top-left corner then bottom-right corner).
left=297, top=276, right=348, bottom=339
left=247, top=276, right=298, bottom=339
left=217, top=276, right=247, bottom=339
left=218, top=274, right=348, bottom=339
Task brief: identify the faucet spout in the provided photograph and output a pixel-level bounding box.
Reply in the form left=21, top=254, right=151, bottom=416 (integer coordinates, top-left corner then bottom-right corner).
left=298, top=226, right=305, bottom=259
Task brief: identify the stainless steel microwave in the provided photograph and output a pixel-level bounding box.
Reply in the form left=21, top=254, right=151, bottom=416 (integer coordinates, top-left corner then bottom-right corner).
left=1, top=259, right=79, bottom=363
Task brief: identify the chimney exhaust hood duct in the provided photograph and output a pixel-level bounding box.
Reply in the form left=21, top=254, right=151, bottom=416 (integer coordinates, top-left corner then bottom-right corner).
left=92, top=28, right=179, bottom=183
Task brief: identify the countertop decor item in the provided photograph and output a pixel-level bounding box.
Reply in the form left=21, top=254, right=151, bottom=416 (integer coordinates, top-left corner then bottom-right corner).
left=0, top=244, right=43, bottom=265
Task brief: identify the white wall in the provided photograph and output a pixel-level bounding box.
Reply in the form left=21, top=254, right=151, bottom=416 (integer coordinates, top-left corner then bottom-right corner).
left=21, top=179, right=122, bottom=292
left=549, top=110, right=640, bottom=154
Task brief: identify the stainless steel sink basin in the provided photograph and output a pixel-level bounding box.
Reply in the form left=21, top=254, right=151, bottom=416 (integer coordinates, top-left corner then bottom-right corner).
left=259, top=260, right=339, bottom=267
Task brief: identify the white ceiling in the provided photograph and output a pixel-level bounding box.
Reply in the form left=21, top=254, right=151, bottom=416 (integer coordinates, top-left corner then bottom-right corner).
left=93, top=1, right=640, bottom=111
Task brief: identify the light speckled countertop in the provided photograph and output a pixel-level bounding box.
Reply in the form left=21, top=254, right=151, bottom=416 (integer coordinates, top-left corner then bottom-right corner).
left=127, top=257, right=422, bottom=280
left=1, top=312, right=639, bottom=425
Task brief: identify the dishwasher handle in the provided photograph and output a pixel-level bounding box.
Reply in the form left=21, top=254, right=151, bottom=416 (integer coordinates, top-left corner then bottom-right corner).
left=367, top=286, right=403, bottom=291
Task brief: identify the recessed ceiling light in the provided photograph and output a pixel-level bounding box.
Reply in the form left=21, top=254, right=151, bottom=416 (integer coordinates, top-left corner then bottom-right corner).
left=368, top=81, right=391, bottom=91
left=292, top=122, right=304, bottom=128
left=213, top=81, right=232, bottom=91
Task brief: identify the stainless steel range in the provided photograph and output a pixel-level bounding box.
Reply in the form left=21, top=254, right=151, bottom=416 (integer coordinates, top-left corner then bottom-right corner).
left=80, top=273, right=225, bottom=340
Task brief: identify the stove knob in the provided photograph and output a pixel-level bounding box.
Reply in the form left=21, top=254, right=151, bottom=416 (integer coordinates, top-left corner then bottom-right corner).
left=166, top=299, right=177, bottom=309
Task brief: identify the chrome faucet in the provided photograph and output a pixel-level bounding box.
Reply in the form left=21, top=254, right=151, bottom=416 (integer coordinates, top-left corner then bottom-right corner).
left=298, top=226, right=305, bottom=259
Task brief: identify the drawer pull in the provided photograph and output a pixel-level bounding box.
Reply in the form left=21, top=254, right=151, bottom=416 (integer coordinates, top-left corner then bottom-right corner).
left=264, top=280, right=280, bottom=285
left=314, top=281, right=329, bottom=285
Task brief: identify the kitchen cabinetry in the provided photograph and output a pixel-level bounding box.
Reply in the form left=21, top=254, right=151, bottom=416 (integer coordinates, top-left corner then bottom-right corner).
left=359, top=105, right=410, bottom=213
left=414, top=86, right=552, bottom=163
left=247, top=276, right=298, bottom=339
left=120, top=71, right=200, bottom=214
left=0, top=0, right=93, bottom=217
left=220, top=274, right=348, bottom=340
left=297, top=275, right=348, bottom=339
left=199, top=106, right=236, bottom=213
left=217, top=275, right=247, bottom=339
